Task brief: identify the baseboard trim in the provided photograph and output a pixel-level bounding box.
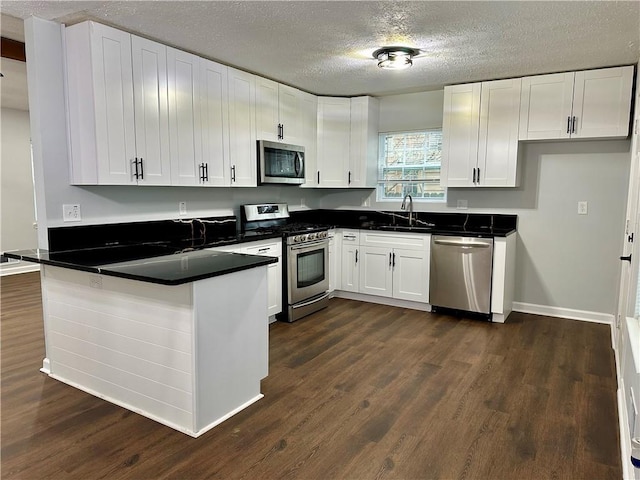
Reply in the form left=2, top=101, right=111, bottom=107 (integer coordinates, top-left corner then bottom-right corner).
left=333, top=290, right=431, bottom=312
left=512, top=302, right=614, bottom=324
left=0, top=263, right=40, bottom=276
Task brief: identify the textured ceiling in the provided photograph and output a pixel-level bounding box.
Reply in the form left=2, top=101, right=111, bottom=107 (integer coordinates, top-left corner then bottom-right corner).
left=1, top=1, right=639, bottom=98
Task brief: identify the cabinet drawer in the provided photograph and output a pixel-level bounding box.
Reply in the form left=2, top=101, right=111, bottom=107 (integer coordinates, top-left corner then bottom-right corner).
left=244, top=239, right=282, bottom=257
left=360, top=231, right=429, bottom=250
left=246, top=243, right=281, bottom=257
left=340, top=229, right=360, bottom=243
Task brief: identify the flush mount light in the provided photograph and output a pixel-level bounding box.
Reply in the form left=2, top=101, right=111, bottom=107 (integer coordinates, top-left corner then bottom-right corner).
left=373, top=46, right=420, bottom=70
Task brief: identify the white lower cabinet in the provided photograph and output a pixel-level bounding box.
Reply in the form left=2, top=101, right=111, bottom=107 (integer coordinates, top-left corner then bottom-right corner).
left=328, top=230, right=338, bottom=292
left=340, top=230, right=360, bottom=293
left=245, top=241, right=282, bottom=319
left=211, top=239, right=282, bottom=319
left=359, top=231, right=430, bottom=303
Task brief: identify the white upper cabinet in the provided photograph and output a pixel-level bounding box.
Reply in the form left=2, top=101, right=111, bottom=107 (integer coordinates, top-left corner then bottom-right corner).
left=316, top=96, right=379, bottom=188
left=317, top=97, right=351, bottom=187
left=441, top=83, right=481, bottom=187
left=66, top=22, right=137, bottom=185
left=442, top=79, right=521, bottom=188
left=349, top=96, right=380, bottom=188
left=519, top=66, right=634, bottom=140
left=131, top=35, right=171, bottom=185
left=200, top=59, right=230, bottom=186
left=228, top=67, right=257, bottom=187
left=167, top=47, right=202, bottom=186
left=477, top=78, right=522, bottom=187
left=299, top=91, right=319, bottom=187
left=256, top=78, right=305, bottom=145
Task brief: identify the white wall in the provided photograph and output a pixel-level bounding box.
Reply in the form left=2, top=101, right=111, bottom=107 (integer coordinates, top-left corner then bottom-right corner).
left=1, top=107, right=38, bottom=274
left=26, top=18, right=631, bottom=318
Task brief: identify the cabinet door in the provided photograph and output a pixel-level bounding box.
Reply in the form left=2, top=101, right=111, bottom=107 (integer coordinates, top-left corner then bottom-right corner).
left=131, top=35, right=170, bottom=185
left=359, top=246, right=393, bottom=298
left=66, top=22, right=137, bottom=184
left=392, top=248, right=429, bottom=303
left=167, top=48, right=202, bottom=185
left=317, top=97, right=350, bottom=187
left=572, top=66, right=634, bottom=139
left=200, top=59, right=230, bottom=186
left=518, top=72, right=574, bottom=140
left=267, top=262, right=282, bottom=316
left=341, top=244, right=360, bottom=292
left=477, top=78, right=521, bottom=187
left=278, top=84, right=302, bottom=144
left=349, top=96, right=379, bottom=188
left=228, top=68, right=257, bottom=187
left=441, top=83, right=481, bottom=187
left=255, top=77, right=280, bottom=142
left=300, top=92, right=319, bottom=187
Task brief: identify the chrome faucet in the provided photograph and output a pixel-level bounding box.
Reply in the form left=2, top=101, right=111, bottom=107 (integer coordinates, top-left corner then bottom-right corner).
left=401, top=194, right=414, bottom=226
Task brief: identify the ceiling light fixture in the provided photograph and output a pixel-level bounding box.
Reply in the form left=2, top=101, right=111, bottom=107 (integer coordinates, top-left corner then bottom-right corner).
left=373, top=46, right=420, bottom=70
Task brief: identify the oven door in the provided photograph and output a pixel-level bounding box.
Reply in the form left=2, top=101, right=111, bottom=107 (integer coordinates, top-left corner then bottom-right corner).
left=287, top=240, right=329, bottom=305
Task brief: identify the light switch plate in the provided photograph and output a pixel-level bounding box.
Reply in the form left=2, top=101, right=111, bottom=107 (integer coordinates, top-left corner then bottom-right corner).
left=179, top=201, right=187, bottom=216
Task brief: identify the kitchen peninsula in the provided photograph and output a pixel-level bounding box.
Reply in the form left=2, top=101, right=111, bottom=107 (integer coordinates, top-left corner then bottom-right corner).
left=5, top=244, right=276, bottom=438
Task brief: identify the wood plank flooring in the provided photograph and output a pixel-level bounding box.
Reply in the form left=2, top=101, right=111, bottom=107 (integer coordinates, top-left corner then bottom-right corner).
left=1, top=272, right=621, bottom=479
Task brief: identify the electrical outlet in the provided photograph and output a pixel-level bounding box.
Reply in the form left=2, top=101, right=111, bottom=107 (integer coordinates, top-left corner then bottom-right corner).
left=179, top=201, right=187, bottom=216
left=63, top=204, right=81, bottom=222
left=456, top=199, right=468, bottom=210
left=578, top=201, right=588, bottom=215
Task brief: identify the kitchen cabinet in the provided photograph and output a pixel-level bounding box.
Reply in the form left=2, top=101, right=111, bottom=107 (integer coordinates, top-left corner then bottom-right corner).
left=66, top=22, right=154, bottom=185
left=256, top=78, right=305, bottom=145
left=519, top=66, right=634, bottom=140
left=167, top=47, right=202, bottom=186
left=199, top=58, right=230, bottom=186
left=316, top=96, right=379, bottom=188
left=228, top=68, right=258, bottom=187
left=316, top=97, right=351, bottom=187
left=349, top=96, right=380, bottom=188
left=442, top=78, right=521, bottom=187
left=300, top=92, right=319, bottom=188
left=210, top=238, right=282, bottom=319
left=359, top=231, right=430, bottom=303
left=245, top=240, right=282, bottom=319
left=340, top=230, right=360, bottom=292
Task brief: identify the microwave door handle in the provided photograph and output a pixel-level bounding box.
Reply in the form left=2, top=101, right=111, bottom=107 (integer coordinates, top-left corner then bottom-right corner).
left=295, top=153, right=303, bottom=176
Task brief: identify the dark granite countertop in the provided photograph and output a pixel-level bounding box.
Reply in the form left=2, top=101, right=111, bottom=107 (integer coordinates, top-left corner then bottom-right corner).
left=4, top=247, right=276, bottom=286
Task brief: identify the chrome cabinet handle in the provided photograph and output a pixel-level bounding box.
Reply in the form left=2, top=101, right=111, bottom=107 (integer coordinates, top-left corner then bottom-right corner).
left=231, top=165, right=236, bottom=182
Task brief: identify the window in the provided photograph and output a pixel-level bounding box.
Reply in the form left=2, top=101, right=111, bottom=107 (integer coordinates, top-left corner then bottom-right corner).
left=377, top=130, right=445, bottom=201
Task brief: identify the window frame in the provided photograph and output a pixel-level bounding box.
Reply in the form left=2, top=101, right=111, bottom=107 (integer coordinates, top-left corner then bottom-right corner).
left=376, top=129, right=446, bottom=203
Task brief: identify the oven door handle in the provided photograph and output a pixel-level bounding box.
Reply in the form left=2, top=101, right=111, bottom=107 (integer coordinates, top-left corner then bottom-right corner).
left=288, top=240, right=329, bottom=251
left=291, top=291, right=331, bottom=310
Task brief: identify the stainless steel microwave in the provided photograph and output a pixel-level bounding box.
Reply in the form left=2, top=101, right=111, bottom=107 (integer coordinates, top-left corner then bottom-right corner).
left=258, top=140, right=305, bottom=185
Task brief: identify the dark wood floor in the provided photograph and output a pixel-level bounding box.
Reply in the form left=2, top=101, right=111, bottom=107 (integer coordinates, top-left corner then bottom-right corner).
left=2, top=272, right=621, bottom=479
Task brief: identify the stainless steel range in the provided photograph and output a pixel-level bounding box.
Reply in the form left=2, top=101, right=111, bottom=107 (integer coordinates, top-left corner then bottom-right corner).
left=241, top=204, right=330, bottom=322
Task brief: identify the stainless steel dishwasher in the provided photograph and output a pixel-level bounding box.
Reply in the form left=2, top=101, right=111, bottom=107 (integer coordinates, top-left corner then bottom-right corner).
left=429, top=235, right=493, bottom=314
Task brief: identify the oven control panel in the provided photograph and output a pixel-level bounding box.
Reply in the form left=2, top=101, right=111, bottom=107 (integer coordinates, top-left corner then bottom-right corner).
left=289, top=230, right=329, bottom=244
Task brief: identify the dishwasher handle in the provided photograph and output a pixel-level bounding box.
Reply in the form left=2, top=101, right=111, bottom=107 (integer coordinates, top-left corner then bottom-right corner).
left=433, top=238, right=492, bottom=248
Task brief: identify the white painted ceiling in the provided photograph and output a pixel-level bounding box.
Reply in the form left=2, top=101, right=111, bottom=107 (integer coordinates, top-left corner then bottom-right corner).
left=1, top=1, right=639, bottom=102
